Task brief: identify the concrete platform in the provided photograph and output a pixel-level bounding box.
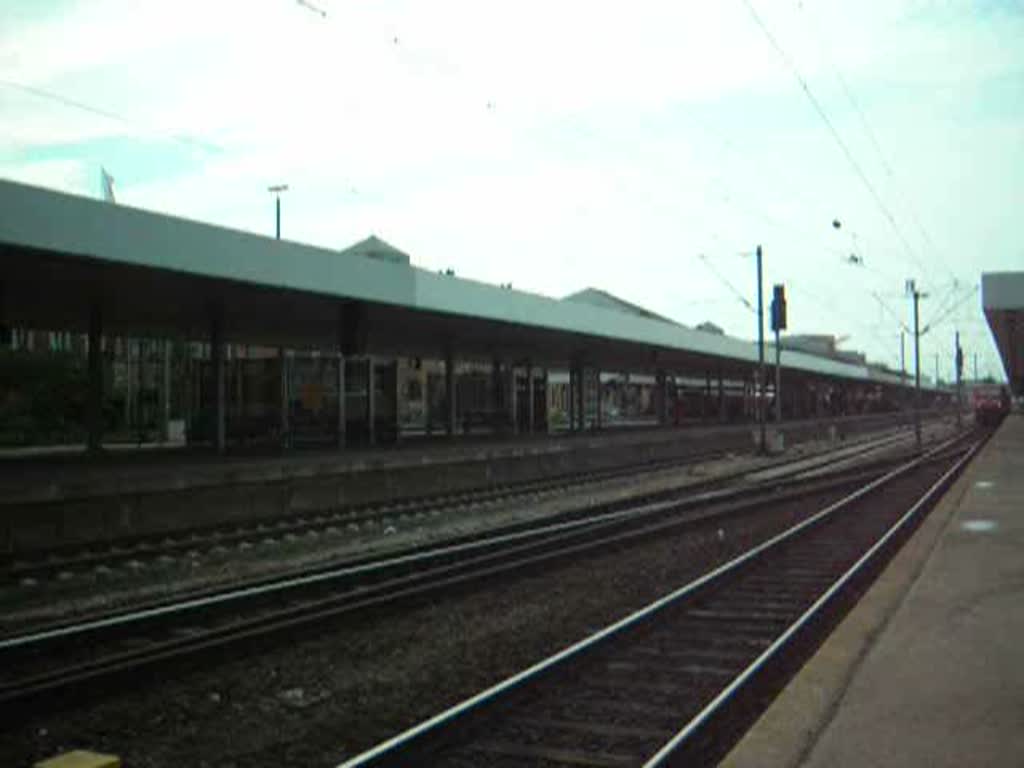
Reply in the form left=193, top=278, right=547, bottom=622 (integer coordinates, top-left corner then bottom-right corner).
left=723, top=412, right=1024, bottom=768
left=0, top=413, right=916, bottom=555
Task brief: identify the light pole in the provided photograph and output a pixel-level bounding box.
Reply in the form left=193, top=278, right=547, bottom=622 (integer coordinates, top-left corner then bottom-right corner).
left=268, top=183, right=289, bottom=447
left=901, top=328, right=908, bottom=412
left=268, top=184, right=288, bottom=239
left=907, top=279, right=926, bottom=451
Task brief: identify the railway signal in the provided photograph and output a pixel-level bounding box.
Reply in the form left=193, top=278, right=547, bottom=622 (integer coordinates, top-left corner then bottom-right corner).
left=756, top=245, right=766, bottom=453
left=771, top=284, right=787, bottom=424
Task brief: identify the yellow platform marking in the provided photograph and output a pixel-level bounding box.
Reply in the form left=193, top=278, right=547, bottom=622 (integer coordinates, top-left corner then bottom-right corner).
left=34, top=750, right=120, bottom=768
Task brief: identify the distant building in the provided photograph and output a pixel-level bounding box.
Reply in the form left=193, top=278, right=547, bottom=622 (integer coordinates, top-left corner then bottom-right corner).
left=339, top=235, right=411, bottom=266
left=696, top=321, right=724, bottom=335
left=782, top=334, right=866, bottom=366
left=562, top=288, right=682, bottom=326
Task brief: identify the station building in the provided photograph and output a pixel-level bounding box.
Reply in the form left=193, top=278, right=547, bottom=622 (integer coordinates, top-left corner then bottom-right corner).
left=0, top=179, right=939, bottom=454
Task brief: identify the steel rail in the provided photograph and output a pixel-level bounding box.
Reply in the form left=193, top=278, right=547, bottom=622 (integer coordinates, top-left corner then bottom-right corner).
left=5, top=417, right=932, bottom=580
left=641, top=436, right=980, bottom=766
left=0, top=426, right=922, bottom=649
left=0, top=441, right=942, bottom=708
left=334, top=430, right=971, bottom=768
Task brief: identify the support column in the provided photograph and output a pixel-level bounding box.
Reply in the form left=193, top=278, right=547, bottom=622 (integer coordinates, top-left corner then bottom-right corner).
left=526, top=362, right=535, bottom=434
left=542, top=368, right=550, bottom=433
left=568, top=366, right=576, bottom=432
left=280, top=349, right=290, bottom=449
left=234, top=351, right=244, bottom=443
left=718, top=369, right=726, bottom=422
left=576, top=365, right=585, bottom=431
left=491, top=359, right=500, bottom=418
left=703, top=371, right=711, bottom=420
left=0, top=283, right=10, bottom=348
left=210, top=308, right=226, bottom=454
left=183, top=342, right=194, bottom=444
left=87, top=303, right=104, bottom=453
left=367, top=356, right=376, bottom=445
left=336, top=353, right=346, bottom=448
left=595, top=371, right=603, bottom=430
left=161, top=339, right=172, bottom=442
left=655, top=369, right=667, bottom=426
left=445, top=350, right=457, bottom=437
left=507, top=363, right=518, bottom=434
left=124, top=338, right=133, bottom=430
left=393, top=360, right=401, bottom=443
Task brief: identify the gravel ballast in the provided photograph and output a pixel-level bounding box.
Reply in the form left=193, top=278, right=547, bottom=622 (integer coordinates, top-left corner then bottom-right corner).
left=3, top=472, right=889, bottom=767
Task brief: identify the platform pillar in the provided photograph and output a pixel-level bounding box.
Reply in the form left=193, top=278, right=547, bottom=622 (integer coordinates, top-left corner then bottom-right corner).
left=210, top=308, right=226, bottom=454
left=367, top=356, right=376, bottom=445
left=526, top=362, right=535, bottom=434
left=568, top=367, right=576, bottom=432
left=336, top=353, right=346, bottom=448
left=490, top=358, right=501, bottom=428
left=718, top=370, right=726, bottom=422
left=160, top=339, right=172, bottom=442
left=703, top=371, right=711, bottom=420
left=279, top=349, right=290, bottom=449
left=507, top=363, right=518, bottom=434
left=576, top=365, right=585, bottom=431
left=445, top=350, right=457, bottom=437
left=656, top=369, right=667, bottom=426
left=595, top=371, right=603, bottom=430
left=86, top=303, right=104, bottom=453
left=0, top=282, right=10, bottom=349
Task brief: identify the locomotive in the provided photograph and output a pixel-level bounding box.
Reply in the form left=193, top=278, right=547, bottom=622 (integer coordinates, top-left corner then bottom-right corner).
left=973, top=385, right=1011, bottom=427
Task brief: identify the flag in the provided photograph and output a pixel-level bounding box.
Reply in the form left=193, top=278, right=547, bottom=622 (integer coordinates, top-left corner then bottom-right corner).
left=100, top=166, right=116, bottom=203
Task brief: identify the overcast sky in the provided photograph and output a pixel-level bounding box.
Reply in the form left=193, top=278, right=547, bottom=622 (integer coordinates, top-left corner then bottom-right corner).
left=2, top=1, right=1021, bottom=381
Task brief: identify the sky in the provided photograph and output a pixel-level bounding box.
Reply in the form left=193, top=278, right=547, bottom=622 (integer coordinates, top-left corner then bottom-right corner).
left=2, top=0, right=1022, bottom=382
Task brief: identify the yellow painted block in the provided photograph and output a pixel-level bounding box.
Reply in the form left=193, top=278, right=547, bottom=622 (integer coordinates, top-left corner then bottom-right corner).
left=34, top=750, right=120, bottom=768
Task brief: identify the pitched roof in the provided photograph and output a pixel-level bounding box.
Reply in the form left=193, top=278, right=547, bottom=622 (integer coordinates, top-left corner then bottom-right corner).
left=562, top=288, right=681, bottom=326
left=339, top=235, right=411, bottom=266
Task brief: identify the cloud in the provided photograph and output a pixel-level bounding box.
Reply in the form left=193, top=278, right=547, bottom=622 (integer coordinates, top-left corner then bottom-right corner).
left=1, top=0, right=1020, bottom=378
left=1, top=156, right=93, bottom=195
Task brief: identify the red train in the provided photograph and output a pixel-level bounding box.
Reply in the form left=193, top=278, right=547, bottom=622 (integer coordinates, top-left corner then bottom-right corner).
left=973, top=385, right=1011, bottom=427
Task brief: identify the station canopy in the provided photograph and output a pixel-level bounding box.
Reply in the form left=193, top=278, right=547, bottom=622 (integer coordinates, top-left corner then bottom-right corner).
left=982, top=272, right=1024, bottom=395
left=0, top=178, right=915, bottom=388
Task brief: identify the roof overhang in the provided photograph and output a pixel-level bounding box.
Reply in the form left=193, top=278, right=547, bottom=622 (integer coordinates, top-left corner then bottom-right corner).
left=0, top=179, right=931, bottom=389
left=982, top=272, right=1024, bottom=395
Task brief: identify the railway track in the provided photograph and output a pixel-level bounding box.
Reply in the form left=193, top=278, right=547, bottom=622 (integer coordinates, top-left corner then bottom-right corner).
left=333, top=430, right=980, bottom=767
left=4, top=421, right=932, bottom=585
left=2, top=423, right=932, bottom=637
left=0, top=427, right=953, bottom=714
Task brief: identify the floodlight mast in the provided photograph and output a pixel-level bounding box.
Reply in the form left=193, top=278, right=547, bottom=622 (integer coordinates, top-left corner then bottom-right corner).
left=268, top=184, right=289, bottom=239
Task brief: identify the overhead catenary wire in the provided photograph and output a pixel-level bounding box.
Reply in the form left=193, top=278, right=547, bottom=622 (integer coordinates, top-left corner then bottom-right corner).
left=696, top=253, right=756, bottom=315
left=922, top=284, right=980, bottom=336
left=786, top=280, right=901, bottom=369
left=0, top=78, right=224, bottom=154
left=738, top=0, right=933, bottom=285
left=922, top=279, right=968, bottom=329
left=871, top=290, right=908, bottom=331
left=795, top=2, right=959, bottom=286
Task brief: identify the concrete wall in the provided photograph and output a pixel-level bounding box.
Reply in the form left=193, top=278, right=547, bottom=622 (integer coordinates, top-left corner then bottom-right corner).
left=0, top=413, right=922, bottom=555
